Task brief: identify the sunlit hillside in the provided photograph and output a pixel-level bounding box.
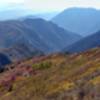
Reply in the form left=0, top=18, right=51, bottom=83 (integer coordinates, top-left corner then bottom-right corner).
left=0, top=48, right=99, bottom=100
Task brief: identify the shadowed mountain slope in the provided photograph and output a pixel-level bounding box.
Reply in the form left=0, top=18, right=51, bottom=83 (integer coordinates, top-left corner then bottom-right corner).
left=0, top=18, right=81, bottom=54
left=0, top=53, right=11, bottom=71
left=64, top=31, right=100, bottom=53
left=0, top=42, right=43, bottom=62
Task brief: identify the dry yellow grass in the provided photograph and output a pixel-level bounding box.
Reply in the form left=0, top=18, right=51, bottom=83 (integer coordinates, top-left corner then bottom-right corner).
left=0, top=48, right=100, bottom=100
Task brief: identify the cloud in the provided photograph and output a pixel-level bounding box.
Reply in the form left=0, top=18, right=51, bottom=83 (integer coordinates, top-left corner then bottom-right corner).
left=0, top=0, right=24, bottom=6
left=0, top=0, right=100, bottom=12
left=22, top=0, right=100, bottom=12
left=0, top=0, right=25, bottom=10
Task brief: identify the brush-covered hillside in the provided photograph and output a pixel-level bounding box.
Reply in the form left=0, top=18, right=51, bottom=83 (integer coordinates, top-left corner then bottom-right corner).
left=0, top=42, right=43, bottom=62
left=0, top=48, right=100, bottom=100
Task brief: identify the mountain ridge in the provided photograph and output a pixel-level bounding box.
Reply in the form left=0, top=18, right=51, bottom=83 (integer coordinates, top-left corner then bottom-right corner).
left=0, top=18, right=81, bottom=54
left=64, top=30, right=100, bottom=53
left=52, top=7, right=100, bottom=36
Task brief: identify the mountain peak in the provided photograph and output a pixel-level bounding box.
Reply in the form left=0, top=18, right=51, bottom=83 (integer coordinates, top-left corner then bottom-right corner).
left=52, top=7, right=100, bottom=36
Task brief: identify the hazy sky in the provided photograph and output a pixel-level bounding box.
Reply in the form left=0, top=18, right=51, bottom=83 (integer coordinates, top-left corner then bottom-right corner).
left=0, top=0, right=100, bottom=12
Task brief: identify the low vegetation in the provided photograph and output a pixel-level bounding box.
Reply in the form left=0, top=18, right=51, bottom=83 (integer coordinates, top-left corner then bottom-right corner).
left=0, top=48, right=99, bottom=100
left=32, top=61, right=52, bottom=70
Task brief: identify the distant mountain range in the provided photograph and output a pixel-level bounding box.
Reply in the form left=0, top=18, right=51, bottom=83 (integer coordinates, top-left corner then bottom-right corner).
left=32, top=12, right=59, bottom=20
left=0, top=8, right=59, bottom=21
left=0, top=7, right=100, bottom=69
left=0, top=18, right=81, bottom=54
left=65, top=30, right=100, bottom=53
left=0, top=8, right=34, bottom=21
left=52, top=8, right=100, bottom=36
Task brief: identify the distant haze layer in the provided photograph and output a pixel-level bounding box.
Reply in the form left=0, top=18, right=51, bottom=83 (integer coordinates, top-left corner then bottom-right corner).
left=0, top=0, right=100, bottom=13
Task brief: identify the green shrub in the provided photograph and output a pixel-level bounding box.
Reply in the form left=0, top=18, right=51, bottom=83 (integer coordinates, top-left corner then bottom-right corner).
left=32, top=61, right=52, bottom=70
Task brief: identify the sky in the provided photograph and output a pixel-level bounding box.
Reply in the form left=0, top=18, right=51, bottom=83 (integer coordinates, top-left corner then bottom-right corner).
left=0, top=0, right=100, bottom=12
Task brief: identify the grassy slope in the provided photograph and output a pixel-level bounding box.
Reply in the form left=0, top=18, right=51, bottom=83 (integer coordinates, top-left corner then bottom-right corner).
left=0, top=48, right=100, bottom=100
